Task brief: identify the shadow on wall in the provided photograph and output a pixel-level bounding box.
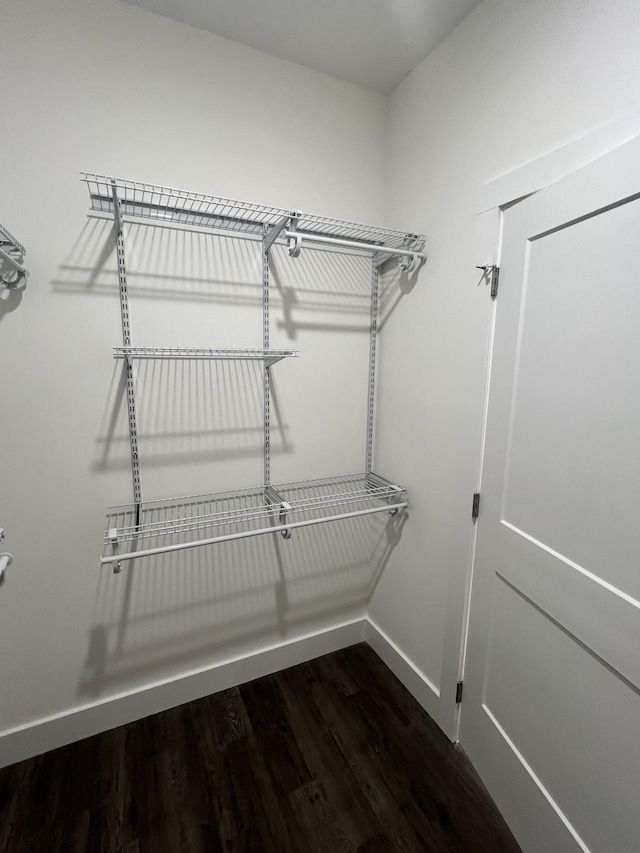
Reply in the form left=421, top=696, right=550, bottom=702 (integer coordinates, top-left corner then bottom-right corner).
left=93, top=359, right=292, bottom=472
left=0, top=288, right=24, bottom=323
left=54, top=212, right=415, bottom=702
left=378, top=253, right=423, bottom=331
left=79, top=508, right=407, bottom=699
left=53, top=217, right=261, bottom=306
left=53, top=216, right=420, bottom=331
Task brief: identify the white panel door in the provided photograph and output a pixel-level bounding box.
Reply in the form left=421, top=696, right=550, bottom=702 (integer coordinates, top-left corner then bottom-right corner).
left=461, top=136, right=640, bottom=853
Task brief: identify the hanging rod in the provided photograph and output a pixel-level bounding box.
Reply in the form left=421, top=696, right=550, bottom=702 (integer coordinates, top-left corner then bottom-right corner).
left=283, top=229, right=423, bottom=259
left=284, top=229, right=425, bottom=272
left=101, top=501, right=408, bottom=568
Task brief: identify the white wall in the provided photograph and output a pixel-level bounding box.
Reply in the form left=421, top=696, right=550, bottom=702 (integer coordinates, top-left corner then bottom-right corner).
left=0, top=0, right=386, bottom=751
left=372, top=0, right=640, bottom=735
left=5, top=0, right=640, bottom=765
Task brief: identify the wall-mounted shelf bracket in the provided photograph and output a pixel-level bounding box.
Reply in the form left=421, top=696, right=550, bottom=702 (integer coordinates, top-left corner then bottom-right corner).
left=0, top=224, right=28, bottom=291
left=107, top=528, right=122, bottom=574
left=265, top=484, right=293, bottom=539
left=264, top=213, right=296, bottom=254
left=286, top=218, right=301, bottom=257
left=398, top=249, right=424, bottom=275
left=366, top=471, right=405, bottom=516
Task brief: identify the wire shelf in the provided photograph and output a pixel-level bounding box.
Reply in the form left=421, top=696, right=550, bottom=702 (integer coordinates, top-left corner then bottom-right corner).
left=102, top=472, right=408, bottom=566
left=81, top=173, right=425, bottom=254
left=114, top=346, right=298, bottom=366
left=0, top=223, right=25, bottom=255
left=0, top=222, right=28, bottom=289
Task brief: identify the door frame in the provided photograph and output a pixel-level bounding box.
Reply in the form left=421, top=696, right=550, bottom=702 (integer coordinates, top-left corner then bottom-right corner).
left=439, top=107, right=640, bottom=742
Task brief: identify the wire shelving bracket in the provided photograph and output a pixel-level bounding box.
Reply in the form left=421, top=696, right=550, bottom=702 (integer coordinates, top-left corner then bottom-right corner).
left=82, top=173, right=422, bottom=570
left=0, top=224, right=28, bottom=291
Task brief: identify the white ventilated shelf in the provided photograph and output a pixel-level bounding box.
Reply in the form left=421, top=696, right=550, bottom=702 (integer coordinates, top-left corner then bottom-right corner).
left=0, top=223, right=28, bottom=289
left=102, top=472, right=408, bottom=568
left=86, top=170, right=419, bottom=570
left=81, top=172, right=425, bottom=255
left=114, top=346, right=298, bottom=366
left=0, top=224, right=25, bottom=255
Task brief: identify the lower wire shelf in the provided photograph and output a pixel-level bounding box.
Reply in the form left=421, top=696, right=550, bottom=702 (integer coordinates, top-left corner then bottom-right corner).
left=102, top=472, right=408, bottom=569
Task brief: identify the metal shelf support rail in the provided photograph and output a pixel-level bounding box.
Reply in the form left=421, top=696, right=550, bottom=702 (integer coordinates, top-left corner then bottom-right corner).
left=366, top=263, right=379, bottom=474
left=262, top=229, right=272, bottom=490
left=0, top=224, right=28, bottom=290
left=111, top=181, right=142, bottom=538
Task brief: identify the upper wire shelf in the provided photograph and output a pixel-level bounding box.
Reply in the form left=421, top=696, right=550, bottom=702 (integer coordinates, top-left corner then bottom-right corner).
left=102, top=472, right=408, bottom=569
left=114, top=346, right=298, bottom=366
left=0, top=223, right=28, bottom=290
left=81, top=172, right=425, bottom=255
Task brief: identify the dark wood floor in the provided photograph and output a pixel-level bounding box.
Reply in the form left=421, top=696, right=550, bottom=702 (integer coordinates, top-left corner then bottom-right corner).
left=0, top=643, right=521, bottom=852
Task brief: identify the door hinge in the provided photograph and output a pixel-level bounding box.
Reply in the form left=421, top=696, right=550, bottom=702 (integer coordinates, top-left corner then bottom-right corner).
left=490, top=265, right=500, bottom=299
left=476, top=264, right=500, bottom=299
left=472, top=492, right=480, bottom=521
left=456, top=681, right=464, bottom=704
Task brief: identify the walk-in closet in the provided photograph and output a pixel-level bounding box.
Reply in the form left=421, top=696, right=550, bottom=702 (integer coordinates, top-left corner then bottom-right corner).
left=2, top=2, right=640, bottom=851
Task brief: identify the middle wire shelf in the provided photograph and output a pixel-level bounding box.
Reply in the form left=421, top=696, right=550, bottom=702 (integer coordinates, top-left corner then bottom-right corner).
left=113, top=346, right=298, bottom=366
left=102, top=472, right=408, bottom=568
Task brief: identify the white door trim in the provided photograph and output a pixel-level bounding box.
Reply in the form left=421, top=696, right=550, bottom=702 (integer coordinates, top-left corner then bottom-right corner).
left=439, top=110, right=640, bottom=743
left=477, top=106, right=640, bottom=214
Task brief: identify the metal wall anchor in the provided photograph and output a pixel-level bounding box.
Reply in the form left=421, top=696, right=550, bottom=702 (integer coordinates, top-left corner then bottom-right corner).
left=280, top=501, right=293, bottom=539
left=287, top=232, right=302, bottom=258
left=398, top=253, right=422, bottom=275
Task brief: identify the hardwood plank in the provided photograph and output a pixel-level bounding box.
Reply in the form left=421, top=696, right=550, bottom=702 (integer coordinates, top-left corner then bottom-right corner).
left=0, top=643, right=521, bottom=853
left=358, top=833, right=398, bottom=853
left=288, top=780, right=361, bottom=853
left=224, top=733, right=294, bottom=852
left=277, top=662, right=388, bottom=849
left=208, top=686, right=253, bottom=750
left=298, top=663, right=453, bottom=850
left=240, top=675, right=312, bottom=797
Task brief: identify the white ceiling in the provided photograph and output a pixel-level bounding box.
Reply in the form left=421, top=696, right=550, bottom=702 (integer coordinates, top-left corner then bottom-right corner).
left=125, top=0, right=482, bottom=94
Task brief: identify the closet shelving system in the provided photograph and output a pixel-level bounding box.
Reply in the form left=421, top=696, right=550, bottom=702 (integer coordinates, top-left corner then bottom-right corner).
left=0, top=223, right=28, bottom=290
left=81, top=173, right=425, bottom=571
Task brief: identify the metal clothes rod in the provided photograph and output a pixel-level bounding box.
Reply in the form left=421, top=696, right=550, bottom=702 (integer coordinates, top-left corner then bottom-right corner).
left=102, top=501, right=408, bottom=567
left=283, top=230, right=425, bottom=260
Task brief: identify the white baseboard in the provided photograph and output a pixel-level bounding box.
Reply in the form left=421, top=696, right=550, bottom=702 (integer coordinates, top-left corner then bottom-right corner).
left=0, top=617, right=366, bottom=769
left=0, top=616, right=444, bottom=769
left=365, top=617, right=441, bottom=722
